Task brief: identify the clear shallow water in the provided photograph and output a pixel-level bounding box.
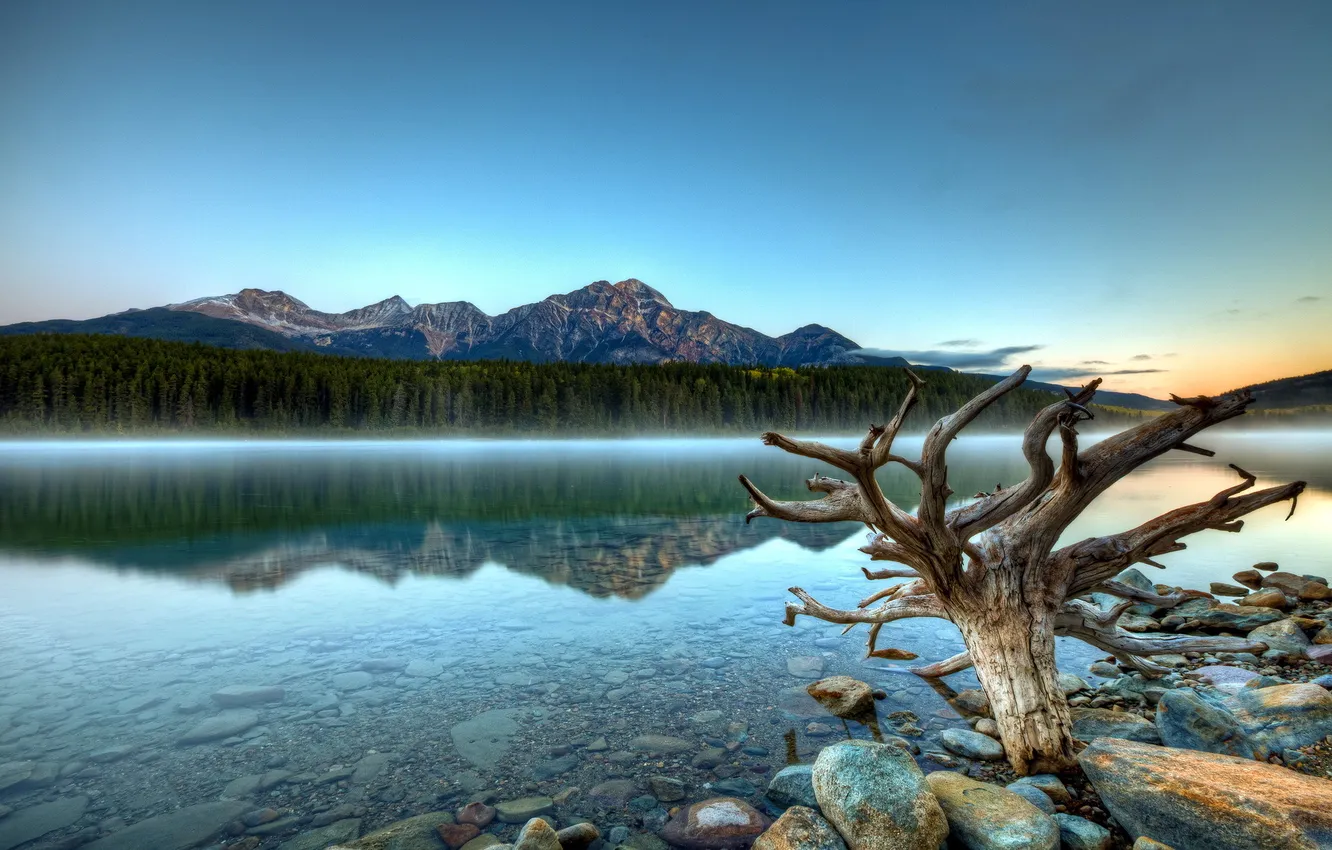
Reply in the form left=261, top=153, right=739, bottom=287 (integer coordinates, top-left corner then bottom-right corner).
left=0, top=432, right=1328, bottom=847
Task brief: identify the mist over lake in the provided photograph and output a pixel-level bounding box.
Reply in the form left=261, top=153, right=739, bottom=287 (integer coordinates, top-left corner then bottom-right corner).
left=0, top=431, right=1326, bottom=844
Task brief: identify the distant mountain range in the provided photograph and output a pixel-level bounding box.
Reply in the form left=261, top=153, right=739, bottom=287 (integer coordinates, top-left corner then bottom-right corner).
left=11, top=277, right=1310, bottom=413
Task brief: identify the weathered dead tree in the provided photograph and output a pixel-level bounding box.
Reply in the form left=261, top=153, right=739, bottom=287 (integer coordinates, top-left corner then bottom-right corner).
left=739, top=366, right=1305, bottom=774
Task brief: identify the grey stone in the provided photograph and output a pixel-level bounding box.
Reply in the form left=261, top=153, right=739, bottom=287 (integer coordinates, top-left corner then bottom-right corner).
left=1246, top=619, right=1310, bottom=656
left=765, top=765, right=817, bottom=811
left=0, top=796, right=88, bottom=850
left=1070, top=708, right=1160, bottom=744
left=82, top=801, right=249, bottom=850
left=497, top=798, right=555, bottom=824
left=1155, top=689, right=1256, bottom=759
left=1057, top=673, right=1089, bottom=695
left=177, top=709, right=260, bottom=744
left=1190, top=665, right=1260, bottom=695
left=332, top=671, right=373, bottom=691
left=0, top=762, right=33, bottom=794
left=279, top=818, right=362, bottom=850
left=939, top=728, right=1005, bottom=761
left=87, top=744, right=137, bottom=763
left=629, top=734, right=692, bottom=754
left=212, top=685, right=285, bottom=707
left=452, top=709, right=524, bottom=768
left=403, top=659, right=444, bottom=678
left=1005, top=784, right=1055, bottom=814
left=649, top=776, right=686, bottom=803
left=555, top=822, right=599, bottom=850
left=1053, top=814, right=1111, bottom=850
left=221, top=774, right=263, bottom=799
left=1007, top=775, right=1071, bottom=805
left=811, top=740, right=947, bottom=850
left=786, top=657, right=825, bottom=679
left=1190, top=604, right=1283, bottom=631
left=532, top=754, right=579, bottom=781
left=926, top=772, right=1058, bottom=850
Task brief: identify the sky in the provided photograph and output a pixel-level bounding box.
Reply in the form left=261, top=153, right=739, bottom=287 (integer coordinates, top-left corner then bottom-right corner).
left=1, top=0, right=1329, bottom=396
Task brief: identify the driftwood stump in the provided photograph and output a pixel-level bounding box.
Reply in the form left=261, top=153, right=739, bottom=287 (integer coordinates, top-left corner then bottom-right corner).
left=740, top=366, right=1304, bottom=774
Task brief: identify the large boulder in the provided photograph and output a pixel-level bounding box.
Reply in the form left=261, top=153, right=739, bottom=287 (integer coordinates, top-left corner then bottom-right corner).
left=1154, top=689, right=1258, bottom=759
left=925, top=772, right=1058, bottom=850
left=1052, top=814, right=1111, bottom=850
left=1070, top=708, right=1160, bottom=744
left=1262, top=571, right=1317, bottom=594
left=753, top=807, right=847, bottom=850
left=659, top=798, right=769, bottom=850
left=1078, top=738, right=1332, bottom=849
left=82, top=801, right=250, bottom=850
left=1230, top=682, right=1332, bottom=756
left=806, top=677, right=874, bottom=718
left=811, top=740, right=947, bottom=850
left=1190, top=666, right=1260, bottom=695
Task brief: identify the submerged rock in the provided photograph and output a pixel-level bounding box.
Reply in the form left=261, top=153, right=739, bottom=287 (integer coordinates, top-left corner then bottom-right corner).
left=926, top=772, right=1058, bottom=850
left=1079, top=738, right=1332, bottom=849
left=496, top=798, right=554, bottom=824
left=753, top=806, right=847, bottom=850
left=82, top=801, right=249, bottom=850
left=211, top=685, right=285, bottom=707
left=176, top=709, right=259, bottom=745
left=0, top=796, right=88, bottom=850
left=280, top=819, right=362, bottom=850
left=659, top=797, right=769, bottom=850
left=451, top=709, right=524, bottom=768
left=811, top=740, right=947, bottom=850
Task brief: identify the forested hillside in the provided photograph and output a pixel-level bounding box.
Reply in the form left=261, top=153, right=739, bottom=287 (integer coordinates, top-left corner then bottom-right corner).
left=0, top=334, right=1144, bottom=435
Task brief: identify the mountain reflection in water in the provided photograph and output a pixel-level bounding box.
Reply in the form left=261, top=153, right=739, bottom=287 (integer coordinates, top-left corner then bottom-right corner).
left=1, top=432, right=1329, bottom=599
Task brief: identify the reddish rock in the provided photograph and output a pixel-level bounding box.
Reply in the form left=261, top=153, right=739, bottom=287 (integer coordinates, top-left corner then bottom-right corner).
left=1231, top=570, right=1263, bottom=589
left=660, top=797, right=770, bottom=850
left=438, top=823, right=482, bottom=849
left=1237, top=589, right=1289, bottom=610
left=1309, top=644, right=1332, bottom=663
left=1300, top=581, right=1332, bottom=601
left=1079, top=738, right=1332, bottom=849
left=806, top=677, right=874, bottom=718
left=457, top=802, right=496, bottom=827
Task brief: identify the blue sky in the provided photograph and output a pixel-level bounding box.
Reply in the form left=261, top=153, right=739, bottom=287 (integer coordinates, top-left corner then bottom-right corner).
left=1, top=0, right=1329, bottom=394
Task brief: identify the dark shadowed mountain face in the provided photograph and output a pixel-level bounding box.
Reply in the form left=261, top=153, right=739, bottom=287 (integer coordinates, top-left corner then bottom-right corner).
left=162, top=279, right=865, bottom=366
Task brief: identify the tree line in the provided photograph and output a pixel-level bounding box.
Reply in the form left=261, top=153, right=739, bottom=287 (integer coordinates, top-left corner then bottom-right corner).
left=0, top=333, right=1144, bottom=435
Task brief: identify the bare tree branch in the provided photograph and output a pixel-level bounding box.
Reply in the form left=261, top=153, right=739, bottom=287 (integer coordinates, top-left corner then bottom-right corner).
left=783, top=586, right=949, bottom=626
left=759, top=432, right=861, bottom=475
left=947, top=379, right=1102, bottom=539
left=909, top=650, right=974, bottom=678
left=739, top=473, right=875, bottom=525
left=1058, top=470, right=1306, bottom=595
left=870, top=368, right=926, bottom=472
left=918, top=366, right=1034, bottom=542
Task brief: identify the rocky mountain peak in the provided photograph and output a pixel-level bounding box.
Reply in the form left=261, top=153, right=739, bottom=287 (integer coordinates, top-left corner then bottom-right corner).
left=612, top=278, right=672, bottom=307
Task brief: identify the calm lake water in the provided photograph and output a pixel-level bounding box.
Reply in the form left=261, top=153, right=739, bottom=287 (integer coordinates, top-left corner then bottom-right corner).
left=0, top=431, right=1328, bottom=848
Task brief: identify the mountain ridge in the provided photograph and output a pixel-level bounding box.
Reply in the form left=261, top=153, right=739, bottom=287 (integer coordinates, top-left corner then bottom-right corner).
left=164, top=278, right=869, bottom=368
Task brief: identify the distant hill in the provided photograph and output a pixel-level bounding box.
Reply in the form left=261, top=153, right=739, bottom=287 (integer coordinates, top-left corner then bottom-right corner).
left=0, top=307, right=341, bottom=354
left=1244, top=368, right=1332, bottom=409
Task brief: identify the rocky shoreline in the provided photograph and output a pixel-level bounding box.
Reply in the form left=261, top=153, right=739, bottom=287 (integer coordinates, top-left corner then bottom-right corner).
left=2, top=563, right=1330, bottom=850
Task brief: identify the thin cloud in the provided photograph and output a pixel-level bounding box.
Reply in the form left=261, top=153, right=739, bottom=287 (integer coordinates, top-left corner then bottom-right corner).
left=1079, top=359, right=1110, bottom=365
left=936, top=338, right=981, bottom=347
left=1130, top=354, right=1152, bottom=361
left=1030, top=366, right=1169, bottom=382
left=852, top=344, right=1043, bottom=370
left=1297, top=295, right=1322, bottom=303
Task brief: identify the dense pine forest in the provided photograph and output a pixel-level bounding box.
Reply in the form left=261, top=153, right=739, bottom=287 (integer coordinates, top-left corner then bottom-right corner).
left=0, top=334, right=1145, bottom=435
